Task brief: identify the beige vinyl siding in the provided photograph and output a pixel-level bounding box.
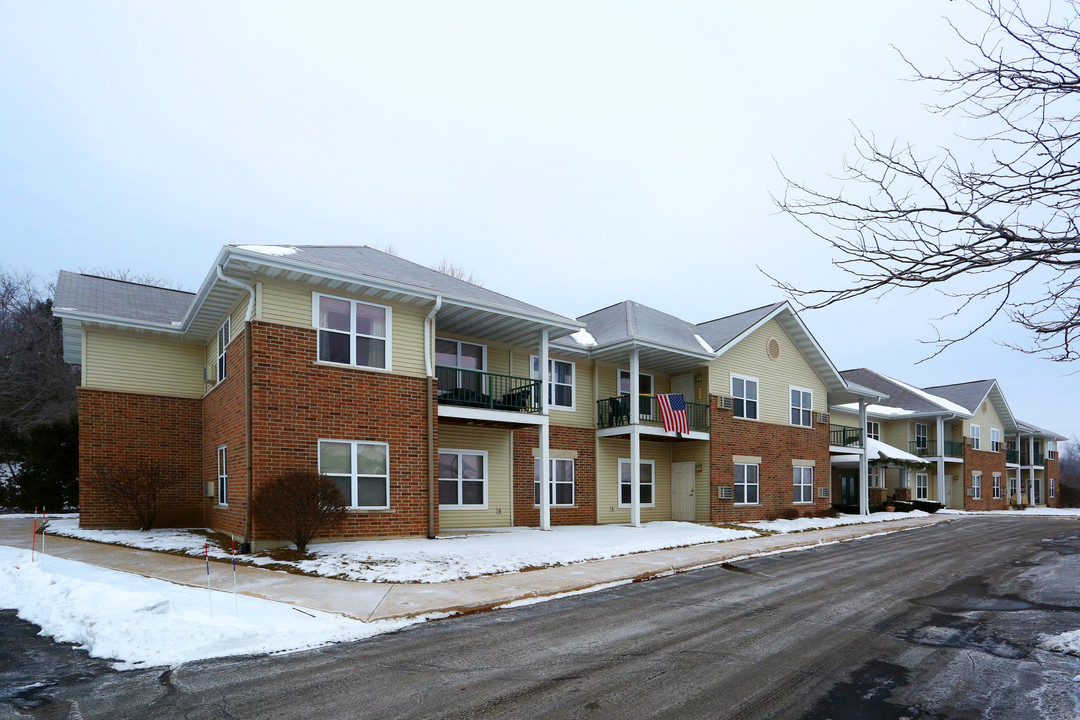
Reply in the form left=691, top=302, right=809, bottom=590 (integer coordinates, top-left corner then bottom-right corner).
left=258, top=278, right=429, bottom=378
left=708, top=318, right=828, bottom=426
left=671, top=441, right=710, bottom=522
left=829, top=409, right=859, bottom=431
left=882, top=420, right=915, bottom=452
left=509, top=353, right=595, bottom=429
left=438, top=425, right=513, bottom=529
left=84, top=328, right=205, bottom=399
left=596, top=437, right=672, bottom=524
left=965, top=396, right=1003, bottom=447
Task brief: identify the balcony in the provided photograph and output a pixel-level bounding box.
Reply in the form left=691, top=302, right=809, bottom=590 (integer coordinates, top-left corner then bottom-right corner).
left=1006, top=449, right=1019, bottom=464
left=596, top=395, right=709, bottom=432
left=830, top=425, right=862, bottom=448
left=435, top=366, right=541, bottom=414
left=1020, top=453, right=1045, bottom=467
left=908, top=440, right=966, bottom=458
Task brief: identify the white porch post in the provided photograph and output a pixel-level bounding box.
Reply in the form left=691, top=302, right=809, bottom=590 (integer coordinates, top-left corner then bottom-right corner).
left=539, top=330, right=551, bottom=531
left=1028, top=434, right=1036, bottom=505
left=936, top=416, right=946, bottom=506
left=858, top=399, right=869, bottom=515
left=1014, top=432, right=1022, bottom=504
left=630, top=347, right=641, bottom=528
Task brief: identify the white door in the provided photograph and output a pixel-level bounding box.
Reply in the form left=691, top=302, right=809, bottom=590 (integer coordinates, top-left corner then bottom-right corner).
left=671, top=462, right=696, bottom=521
left=671, top=374, right=695, bottom=403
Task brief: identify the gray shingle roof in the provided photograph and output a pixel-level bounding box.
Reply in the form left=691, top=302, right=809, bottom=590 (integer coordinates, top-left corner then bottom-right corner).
left=921, top=380, right=995, bottom=414
left=54, top=271, right=194, bottom=326
left=561, top=301, right=709, bottom=354
left=695, top=302, right=785, bottom=350
left=840, top=369, right=951, bottom=414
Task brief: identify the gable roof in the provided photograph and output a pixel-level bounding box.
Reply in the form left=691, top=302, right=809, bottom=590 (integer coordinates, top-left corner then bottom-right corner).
left=53, top=271, right=194, bottom=327
left=836, top=369, right=970, bottom=417
left=921, top=380, right=996, bottom=415
left=695, top=302, right=785, bottom=352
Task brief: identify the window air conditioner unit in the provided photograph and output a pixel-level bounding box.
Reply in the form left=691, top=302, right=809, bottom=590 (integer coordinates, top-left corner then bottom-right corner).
left=817, top=412, right=830, bottom=424
left=818, top=487, right=830, bottom=498
left=718, top=396, right=734, bottom=410
left=718, top=486, right=734, bottom=500
left=205, top=482, right=215, bottom=498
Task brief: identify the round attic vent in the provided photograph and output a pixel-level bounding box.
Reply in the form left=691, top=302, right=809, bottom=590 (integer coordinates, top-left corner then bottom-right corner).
left=766, top=337, right=781, bottom=361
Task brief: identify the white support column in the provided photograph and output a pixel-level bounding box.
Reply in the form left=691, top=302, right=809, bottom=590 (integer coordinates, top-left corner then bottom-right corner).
left=1028, top=434, right=1036, bottom=505
left=539, top=330, right=551, bottom=531
left=936, top=415, right=947, bottom=506
left=630, top=347, right=641, bottom=527
left=858, top=399, right=869, bottom=516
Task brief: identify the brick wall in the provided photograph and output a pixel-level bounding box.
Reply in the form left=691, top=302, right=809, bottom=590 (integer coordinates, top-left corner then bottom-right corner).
left=512, top=425, right=597, bottom=526
left=709, top=396, right=831, bottom=522
left=78, top=387, right=203, bottom=529
left=963, top=444, right=1008, bottom=510
left=248, top=321, right=436, bottom=540
left=1046, top=456, right=1061, bottom=507
left=202, top=325, right=248, bottom=538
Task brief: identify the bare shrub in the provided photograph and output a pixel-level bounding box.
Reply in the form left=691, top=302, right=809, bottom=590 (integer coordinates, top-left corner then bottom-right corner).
left=1058, top=484, right=1080, bottom=509
left=779, top=507, right=800, bottom=521
left=252, top=470, right=348, bottom=553
left=88, top=460, right=186, bottom=530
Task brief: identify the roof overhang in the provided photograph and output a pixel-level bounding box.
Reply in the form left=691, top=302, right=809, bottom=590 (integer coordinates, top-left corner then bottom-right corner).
left=582, top=338, right=716, bottom=374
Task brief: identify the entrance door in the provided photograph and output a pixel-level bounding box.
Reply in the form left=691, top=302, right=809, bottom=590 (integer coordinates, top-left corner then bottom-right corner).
left=671, top=462, right=696, bottom=521
left=671, top=374, right=695, bottom=403
left=840, top=473, right=858, bottom=505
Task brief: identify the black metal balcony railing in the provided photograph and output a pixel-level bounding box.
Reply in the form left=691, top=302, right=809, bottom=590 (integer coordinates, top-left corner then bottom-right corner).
left=435, top=365, right=541, bottom=413
left=1020, top=453, right=1045, bottom=467
left=596, top=395, right=709, bottom=431
left=908, top=440, right=966, bottom=458
left=830, top=425, right=862, bottom=448
left=1006, top=449, right=1019, bottom=464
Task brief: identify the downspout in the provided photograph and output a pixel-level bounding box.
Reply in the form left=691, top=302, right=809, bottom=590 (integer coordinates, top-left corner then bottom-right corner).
left=215, top=265, right=257, bottom=548
left=425, top=296, right=443, bottom=540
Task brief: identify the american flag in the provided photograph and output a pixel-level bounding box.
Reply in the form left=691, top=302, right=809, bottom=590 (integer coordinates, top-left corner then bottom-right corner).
left=656, top=393, right=689, bottom=434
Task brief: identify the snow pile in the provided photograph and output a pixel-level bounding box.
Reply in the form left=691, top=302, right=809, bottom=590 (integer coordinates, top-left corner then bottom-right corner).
left=569, top=328, right=597, bottom=347
left=939, top=508, right=1080, bottom=517
left=0, top=547, right=421, bottom=669
left=1040, top=629, right=1080, bottom=657
left=236, top=244, right=298, bottom=256
left=744, top=510, right=931, bottom=534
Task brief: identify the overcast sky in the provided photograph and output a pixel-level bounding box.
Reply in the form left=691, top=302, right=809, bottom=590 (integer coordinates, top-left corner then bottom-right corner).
left=1, top=1, right=1074, bottom=439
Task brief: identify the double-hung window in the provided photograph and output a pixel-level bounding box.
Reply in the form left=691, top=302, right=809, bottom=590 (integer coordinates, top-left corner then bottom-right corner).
left=439, top=450, right=486, bottom=508
left=315, top=293, right=390, bottom=370
left=793, top=466, right=814, bottom=503
left=216, top=318, right=230, bottom=384
left=319, top=440, right=390, bottom=509
left=970, top=424, right=981, bottom=450
left=868, top=466, right=883, bottom=489
left=1050, top=478, right=1056, bottom=499
left=534, top=458, right=575, bottom=506
left=915, top=473, right=929, bottom=501
left=731, top=375, right=758, bottom=420
left=436, top=338, right=486, bottom=393
left=1008, top=475, right=1018, bottom=499
left=972, top=472, right=982, bottom=500
left=790, top=387, right=813, bottom=427
left=992, top=474, right=1001, bottom=499
left=618, top=369, right=654, bottom=415
left=735, top=463, right=759, bottom=505
left=618, top=459, right=655, bottom=507
left=914, top=423, right=928, bottom=451
left=991, top=428, right=1001, bottom=452
left=217, top=445, right=228, bottom=505
left=866, top=421, right=881, bottom=441
left=530, top=357, right=575, bottom=410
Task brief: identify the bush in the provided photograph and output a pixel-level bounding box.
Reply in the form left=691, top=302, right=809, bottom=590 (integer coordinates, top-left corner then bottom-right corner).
left=1058, top=484, right=1080, bottom=508
left=831, top=503, right=859, bottom=515
left=252, top=470, right=348, bottom=553
left=0, top=416, right=78, bottom=512
left=87, top=459, right=186, bottom=530
left=891, top=501, right=915, bottom=513
left=779, top=507, right=800, bottom=521
left=911, top=500, right=944, bottom=514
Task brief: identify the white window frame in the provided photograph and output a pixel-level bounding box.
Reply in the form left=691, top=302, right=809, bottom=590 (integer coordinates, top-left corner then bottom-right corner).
left=618, top=458, right=656, bottom=508
left=534, top=458, right=575, bottom=507
left=992, top=473, right=1001, bottom=499
left=435, top=337, right=487, bottom=371
left=789, top=386, right=814, bottom=428
left=530, top=356, right=576, bottom=411
left=318, top=439, right=391, bottom=509
left=866, top=421, right=881, bottom=441
left=313, top=292, right=392, bottom=371
left=991, top=428, right=1001, bottom=453
left=438, top=449, right=488, bottom=509
left=868, top=466, right=884, bottom=489
left=217, top=445, right=228, bottom=506
left=734, top=462, right=760, bottom=505
left=915, top=473, right=929, bottom=501
left=793, top=466, right=814, bottom=504
left=1050, top=478, right=1056, bottom=498
left=216, top=318, right=230, bottom=384
left=1008, top=475, right=1018, bottom=499
left=972, top=472, right=982, bottom=500
left=730, top=374, right=759, bottom=420
left=617, top=369, right=654, bottom=396
left=914, top=423, right=928, bottom=450
left=970, top=424, right=981, bottom=450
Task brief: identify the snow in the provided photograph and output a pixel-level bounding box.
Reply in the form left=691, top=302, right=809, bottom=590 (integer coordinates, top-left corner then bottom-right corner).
left=0, top=547, right=425, bottom=669
left=1040, top=628, right=1080, bottom=657
left=569, top=328, right=597, bottom=347
left=48, top=520, right=758, bottom=584
left=693, top=334, right=715, bottom=354
left=236, top=244, right=298, bottom=256
left=832, top=402, right=915, bottom=418
left=865, top=437, right=927, bottom=464
left=939, top=507, right=1080, bottom=517
left=744, top=510, right=931, bottom=534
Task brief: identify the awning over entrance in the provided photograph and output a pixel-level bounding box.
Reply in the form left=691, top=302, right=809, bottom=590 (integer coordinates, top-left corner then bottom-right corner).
left=831, top=438, right=928, bottom=467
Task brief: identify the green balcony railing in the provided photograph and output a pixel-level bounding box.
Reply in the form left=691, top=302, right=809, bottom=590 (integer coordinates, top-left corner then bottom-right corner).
left=1020, top=453, right=1045, bottom=466
left=596, top=395, right=709, bottom=432
left=830, top=425, right=862, bottom=448
left=435, top=365, right=541, bottom=413
left=1006, top=449, right=1019, bottom=464
left=908, top=440, right=966, bottom=458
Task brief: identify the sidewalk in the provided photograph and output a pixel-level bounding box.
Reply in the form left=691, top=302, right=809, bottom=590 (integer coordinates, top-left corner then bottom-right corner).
left=0, top=515, right=953, bottom=622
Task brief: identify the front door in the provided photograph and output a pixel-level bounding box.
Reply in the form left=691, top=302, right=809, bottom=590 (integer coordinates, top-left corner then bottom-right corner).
left=671, top=462, right=696, bottom=521
left=671, top=374, right=695, bottom=403
left=840, top=473, right=858, bottom=505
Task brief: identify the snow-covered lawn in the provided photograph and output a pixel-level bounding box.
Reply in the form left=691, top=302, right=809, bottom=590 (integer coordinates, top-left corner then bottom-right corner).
left=744, top=510, right=931, bottom=534
left=940, top=507, right=1080, bottom=517
left=0, top=546, right=425, bottom=669
left=46, top=519, right=758, bottom=583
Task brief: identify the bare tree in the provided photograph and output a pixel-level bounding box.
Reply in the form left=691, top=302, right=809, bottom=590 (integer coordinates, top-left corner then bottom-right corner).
left=86, top=460, right=187, bottom=530
left=77, top=267, right=187, bottom=291
left=774, top=1, right=1080, bottom=362
left=432, top=258, right=483, bottom=286
left=252, top=470, right=348, bottom=553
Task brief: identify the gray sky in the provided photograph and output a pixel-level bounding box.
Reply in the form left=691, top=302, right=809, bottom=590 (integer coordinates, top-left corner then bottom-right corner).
left=1, top=1, right=1074, bottom=440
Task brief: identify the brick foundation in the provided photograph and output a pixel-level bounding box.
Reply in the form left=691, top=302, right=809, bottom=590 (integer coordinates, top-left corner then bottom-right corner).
left=78, top=387, right=203, bottom=529
left=512, top=425, right=597, bottom=526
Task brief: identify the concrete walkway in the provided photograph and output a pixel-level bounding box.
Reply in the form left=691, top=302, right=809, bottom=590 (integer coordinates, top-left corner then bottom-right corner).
left=0, top=515, right=954, bottom=622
